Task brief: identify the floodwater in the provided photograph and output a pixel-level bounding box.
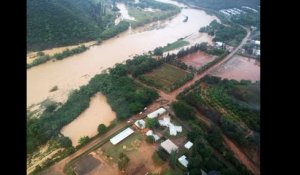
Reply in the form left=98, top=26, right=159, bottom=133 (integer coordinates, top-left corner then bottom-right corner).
left=114, top=3, right=135, bottom=25
left=60, top=93, right=116, bottom=146
left=209, top=55, right=260, bottom=82
left=27, top=4, right=219, bottom=108
left=181, top=51, right=217, bottom=69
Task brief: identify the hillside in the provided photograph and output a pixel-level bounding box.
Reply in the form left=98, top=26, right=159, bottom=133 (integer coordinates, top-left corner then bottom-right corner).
left=178, top=0, right=260, bottom=10
left=27, top=0, right=115, bottom=51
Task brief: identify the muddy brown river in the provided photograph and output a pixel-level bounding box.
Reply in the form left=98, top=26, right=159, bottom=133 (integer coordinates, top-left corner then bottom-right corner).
left=27, top=1, right=219, bottom=108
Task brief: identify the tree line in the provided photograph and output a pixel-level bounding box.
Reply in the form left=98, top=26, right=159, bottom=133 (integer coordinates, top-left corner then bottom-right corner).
left=27, top=45, right=89, bottom=69
left=27, top=73, right=158, bottom=154
left=199, top=20, right=247, bottom=46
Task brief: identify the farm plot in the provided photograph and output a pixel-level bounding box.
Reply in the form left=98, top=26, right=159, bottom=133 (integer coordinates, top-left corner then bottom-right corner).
left=141, top=64, right=191, bottom=92
left=181, top=51, right=217, bottom=69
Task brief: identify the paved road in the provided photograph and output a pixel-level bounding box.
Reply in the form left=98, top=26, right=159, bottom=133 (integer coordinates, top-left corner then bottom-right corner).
left=40, top=28, right=251, bottom=175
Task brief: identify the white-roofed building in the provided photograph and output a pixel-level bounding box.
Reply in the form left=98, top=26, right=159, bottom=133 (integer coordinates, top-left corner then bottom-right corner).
left=184, top=141, right=193, bottom=150
left=147, top=108, right=166, bottom=119
left=134, top=119, right=146, bottom=129
left=253, top=48, right=260, bottom=56
left=146, top=130, right=160, bottom=141
left=215, top=42, right=224, bottom=48
left=110, top=127, right=134, bottom=145
left=159, top=117, right=182, bottom=136
left=178, top=155, right=189, bottom=168
left=160, top=139, right=178, bottom=154
left=252, top=40, right=260, bottom=45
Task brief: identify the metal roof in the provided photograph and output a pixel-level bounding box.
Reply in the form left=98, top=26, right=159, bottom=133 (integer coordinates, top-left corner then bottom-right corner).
left=147, top=108, right=166, bottom=119
left=160, top=139, right=178, bottom=154
left=110, top=127, right=134, bottom=145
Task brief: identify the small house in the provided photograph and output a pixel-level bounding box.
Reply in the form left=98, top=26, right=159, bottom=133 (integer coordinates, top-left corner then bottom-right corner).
left=178, top=155, right=189, bottom=168
left=160, top=139, right=178, bottom=154
left=184, top=141, right=193, bottom=150
left=134, top=119, right=146, bottom=129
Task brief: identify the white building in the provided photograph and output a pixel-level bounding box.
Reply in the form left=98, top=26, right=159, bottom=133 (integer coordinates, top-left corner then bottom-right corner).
left=215, top=42, right=224, bottom=48
left=184, top=141, right=193, bottom=150
left=160, top=139, right=178, bottom=154
left=158, top=117, right=182, bottom=136
left=253, top=49, right=260, bottom=56
left=147, top=107, right=166, bottom=119
left=146, top=130, right=160, bottom=141
left=178, top=155, right=189, bottom=168
left=134, top=119, right=146, bottom=129
left=110, top=127, right=134, bottom=145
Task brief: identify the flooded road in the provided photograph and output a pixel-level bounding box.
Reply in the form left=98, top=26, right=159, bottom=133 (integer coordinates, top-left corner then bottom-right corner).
left=27, top=3, right=218, bottom=108
left=60, top=93, right=116, bottom=146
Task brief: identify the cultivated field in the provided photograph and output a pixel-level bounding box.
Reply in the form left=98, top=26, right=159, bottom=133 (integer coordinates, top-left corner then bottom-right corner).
left=181, top=51, right=217, bottom=69
left=209, top=55, right=260, bottom=82
left=143, top=64, right=189, bottom=89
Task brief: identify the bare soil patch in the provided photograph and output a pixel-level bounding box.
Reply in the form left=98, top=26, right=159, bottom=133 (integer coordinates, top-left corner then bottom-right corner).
left=181, top=51, right=216, bottom=69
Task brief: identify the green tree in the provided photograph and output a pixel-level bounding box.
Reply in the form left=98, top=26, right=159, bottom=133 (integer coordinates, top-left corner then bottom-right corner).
left=171, top=101, right=195, bottom=120
left=146, top=118, right=159, bottom=129
left=154, top=47, right=163, bottom=56
left=169, top=150, right=177, bottom=168
left=109, top=63, right=127, bottom=76
left=97, top=124, right=108, bottom=135
left=118, top=153, right=130, bottom=170
left=57, top=136, right=72, bottom=148
left=146, top=135, right=155, bottom=144
left=78, top=136, right=90, bottom=146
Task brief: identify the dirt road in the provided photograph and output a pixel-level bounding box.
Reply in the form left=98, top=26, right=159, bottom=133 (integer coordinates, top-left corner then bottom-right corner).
left=223, top=135, right=260, bottom=175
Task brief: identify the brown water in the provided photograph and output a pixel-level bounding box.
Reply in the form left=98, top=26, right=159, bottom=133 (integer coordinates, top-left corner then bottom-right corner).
left=27, top=7, right=218, bottom=108
left=60, top=93, right=116, bottom=146
left=209, top=55, right=260, bottom=82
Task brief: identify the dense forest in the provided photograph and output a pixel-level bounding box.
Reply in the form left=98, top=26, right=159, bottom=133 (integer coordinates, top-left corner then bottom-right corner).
left=27, top=73, right=158, bottom=154
left=178, top=75, right=260, bottom=148
left=177, top=0, right=260, bottom=10
left=199, top=20, right=246, bottom=46
left=27, top=0, right=118, bottom=51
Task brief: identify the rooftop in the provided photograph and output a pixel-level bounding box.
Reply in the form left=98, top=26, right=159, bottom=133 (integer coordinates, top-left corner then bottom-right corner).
left=147, top=107, right=166, bottom=119
left=110, top=127, right=134, bottom=145
left=160, top=139, right=178, bottom=154
left=178, top=155, right=188, bottom=168
left=184, top=141, right=193, bottom=150
left=134, top=119, right=146, bottom=129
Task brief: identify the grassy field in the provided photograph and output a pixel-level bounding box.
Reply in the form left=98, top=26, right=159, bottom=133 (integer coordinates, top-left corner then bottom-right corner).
left=162, top=39, right=189, bottom=52
left=127, top=6, right=179, bottom=28
left=101, top=133, right=143, bottom=162
left=144, top=64, right=189, bottom=89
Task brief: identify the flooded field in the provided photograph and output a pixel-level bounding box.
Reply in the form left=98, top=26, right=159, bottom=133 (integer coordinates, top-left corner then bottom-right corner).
left=60, top=93, right=116, bottom=146
left=27, top=3, right=219, bottom=108
left=181, top=51, right=217, bottom=69
left=209, top=55, right=260, bottom=82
